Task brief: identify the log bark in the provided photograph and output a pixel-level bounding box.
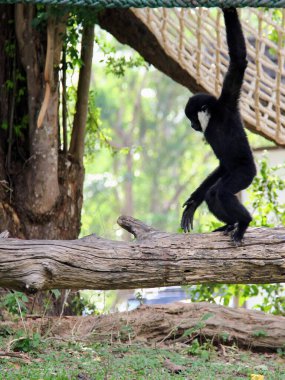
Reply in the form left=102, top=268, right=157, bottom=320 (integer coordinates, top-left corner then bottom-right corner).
left=70, top=302, right=285, bottom=351
left=5, top=302, right=285, bottom=351
left=0, top=216, right=285, bottom=292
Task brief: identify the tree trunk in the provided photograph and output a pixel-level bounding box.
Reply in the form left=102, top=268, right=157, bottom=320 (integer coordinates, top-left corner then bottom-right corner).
left=0, top=4, right=84, bottom=241
left=0, top=216, right=285, bottom=292
left=3, top=302, right=285, bottom=351
left=0, top=5, right=94, bottom=315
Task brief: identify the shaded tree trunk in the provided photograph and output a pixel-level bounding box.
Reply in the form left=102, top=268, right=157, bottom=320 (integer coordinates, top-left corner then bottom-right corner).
left=0, top=5, right=94, bottom=315
left=0, top=4, right=85, bottom=240
left=0, top=5, right=94, bottom=241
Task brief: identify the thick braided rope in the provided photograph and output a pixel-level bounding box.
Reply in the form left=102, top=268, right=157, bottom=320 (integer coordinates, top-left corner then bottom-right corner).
left=2, top=0, right=285, bottom=8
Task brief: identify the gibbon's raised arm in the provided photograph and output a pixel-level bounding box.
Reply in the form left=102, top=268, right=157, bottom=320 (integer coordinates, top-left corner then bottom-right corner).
left=219, top=8, right=247, bottom=110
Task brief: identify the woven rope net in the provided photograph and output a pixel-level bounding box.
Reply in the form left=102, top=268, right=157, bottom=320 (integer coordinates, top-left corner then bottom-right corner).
left=131, top=8, right=285, bottom=145
left=3, top=1, right=285, bottom=7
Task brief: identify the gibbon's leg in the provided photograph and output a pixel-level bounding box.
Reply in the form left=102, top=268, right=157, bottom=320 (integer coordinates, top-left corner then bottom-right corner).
left=213, top=224, right=236, bottom=235
left=205, top=179, right=234, bottom=225
left=205, top=170, right=253, bottom=244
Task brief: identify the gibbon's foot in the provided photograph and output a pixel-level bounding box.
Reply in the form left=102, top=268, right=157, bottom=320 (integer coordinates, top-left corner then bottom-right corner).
left=230, top=221, right=249, bottom=246
left=223, top=224, right=236, bottom=236
left=213, top=224, right=236, bottom=235
left=212, top=225, right=228, bottom=232
left=230, top=229, right=243, bottom=247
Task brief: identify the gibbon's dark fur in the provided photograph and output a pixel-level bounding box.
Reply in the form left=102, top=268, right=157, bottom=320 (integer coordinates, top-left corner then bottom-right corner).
left=181, top=8, right=256, bottom=245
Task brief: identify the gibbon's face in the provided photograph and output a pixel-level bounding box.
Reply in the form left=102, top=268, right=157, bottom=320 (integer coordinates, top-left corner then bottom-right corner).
left=185, top=93, right=216, bottom=133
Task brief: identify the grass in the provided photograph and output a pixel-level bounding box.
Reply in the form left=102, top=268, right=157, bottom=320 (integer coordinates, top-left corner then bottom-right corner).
left=0, top=337, right=285, bottom=380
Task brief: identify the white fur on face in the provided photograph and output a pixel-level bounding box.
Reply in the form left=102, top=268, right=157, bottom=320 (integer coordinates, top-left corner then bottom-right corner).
left=197, top=109, right=211, bottom=132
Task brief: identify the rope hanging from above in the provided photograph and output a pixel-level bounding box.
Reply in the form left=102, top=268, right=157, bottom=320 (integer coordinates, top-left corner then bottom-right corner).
left=2, top=0, right=285, bottom=8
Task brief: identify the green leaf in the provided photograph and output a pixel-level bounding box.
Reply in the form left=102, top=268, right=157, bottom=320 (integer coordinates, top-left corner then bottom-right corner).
left=201, top=312, right=214, bottom=321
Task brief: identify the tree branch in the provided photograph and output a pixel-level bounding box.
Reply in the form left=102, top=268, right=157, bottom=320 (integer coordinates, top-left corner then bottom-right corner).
left=37, top=16, right=55, bottom=128
left=69, top=24, right=95, bottom=164
left=117, top=215, right=163, bottom=240
left=0, top=216, right=285, bottom=292
left=62, top=46, right=68, bottom=154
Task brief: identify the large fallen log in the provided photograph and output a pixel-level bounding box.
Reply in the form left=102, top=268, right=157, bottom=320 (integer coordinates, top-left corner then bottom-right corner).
left=5, top=302, right=285, bottom=351
left=0, top=216, right=285, bottom=291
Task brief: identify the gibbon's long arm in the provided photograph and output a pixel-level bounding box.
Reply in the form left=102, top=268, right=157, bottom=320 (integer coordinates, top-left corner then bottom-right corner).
left=189, top=166, right=225, bottom=204
left=219, top=8, right=247, bottom=110
left=181, top=166, right=225, bottom=232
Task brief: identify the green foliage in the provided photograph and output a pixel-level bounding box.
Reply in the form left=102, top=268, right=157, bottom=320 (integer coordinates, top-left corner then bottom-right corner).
left=80, top=289, right=119, bottom=314
left=14, top=115, right=29, bottom=138
left=219, top=331, right=230, bottom=342
left=0, top=289, right=98, bottom=318
left=85, top=90, right=113, bottom=156
left=185, top=283, right=260, bottom=307
left=247, top=158, right=285, bottom=315
left=0, top=291, right=28, bottom=316
left=118, top=324, right=134, bottom=342
left=70, top=292, right=98, bottom=315
left=266, top=9, right=284, bottom=47
left=134, top=291, right=144, bottom=306
left=249, top=158, right=285, bottom=227
left=5, top=79, right=14, bottom=90
left=1, top=122, right=8, bottom=131
left=64, top=15, right=83, bottom=69
left=254, top=284, right=285, bottom=315
left=95, top=36, right=147, bottom=77
left=277, top=347, right=285, bottom=357
left=0, top=325, right=14, bottom=337
left=182, top=312, right=214, bottom=340
left=104, top=55, right=146, bottom=77
left=31, top=5, right=49, bottom=30
left=252, top=329, right=268, bottom=338
left=185, top=339, right=214, bottom=361
left=4, top=40, right=15, bottom=58
left=11, top=331, right=42, bottom=353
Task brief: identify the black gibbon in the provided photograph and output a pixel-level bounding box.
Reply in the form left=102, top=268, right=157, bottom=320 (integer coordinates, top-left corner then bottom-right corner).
left=181, top=8, right=256, bottom=245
